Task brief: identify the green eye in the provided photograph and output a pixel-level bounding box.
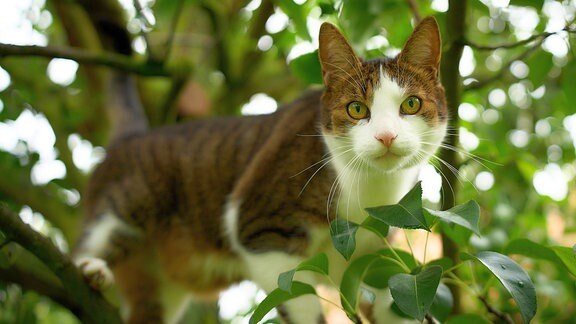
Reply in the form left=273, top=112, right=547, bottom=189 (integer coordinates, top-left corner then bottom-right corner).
left=346, top=101, right=370, bottom=120
left=400, top=96, right=422, bottom=115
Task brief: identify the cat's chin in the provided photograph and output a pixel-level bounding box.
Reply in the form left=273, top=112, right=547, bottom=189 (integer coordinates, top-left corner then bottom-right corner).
left=364, top=153, right=414, bottom=174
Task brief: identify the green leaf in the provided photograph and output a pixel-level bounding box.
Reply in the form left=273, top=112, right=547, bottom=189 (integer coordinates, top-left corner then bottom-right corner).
left=365, top=182, right=429, bottom=231
left=289, top=51, right=323, bottom=85
left=463, top=251, right=537, bottom=323
left=527, top=51, right=553, bottom=86
left=363, top=249, right=416, bottom=289
left=249, top=281, right=316, bottom=324
left=562, top=60, right=576, bottom=107
left=278, top=253, right=329, bottom=293
left=426, top=257, right=454, bottom=272
left=550, top=246, right=576, bottom=277
left=339, top=253, right=380, bottom=318
left=429, top=282, right=453, bottom=322
left=425, top=200, right=481, bottom=235
left=330, top=219, right=359, bottom=260
left=439, top=220, right=474, bottom=246
left=388, top=265, right=442, bottom=321
left=509, top=0, right=544, bottom=9
left=361, top=215, right=389, bottom=238
left=505, top=239, right=576, bottom=276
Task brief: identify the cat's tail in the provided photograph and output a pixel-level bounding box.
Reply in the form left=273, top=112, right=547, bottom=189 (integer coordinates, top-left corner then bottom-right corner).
left=96, top=17, right=149, bottom=143
left=105, top=72, right=149, bottom=142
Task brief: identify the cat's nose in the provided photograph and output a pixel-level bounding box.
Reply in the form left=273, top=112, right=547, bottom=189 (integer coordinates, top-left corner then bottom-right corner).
left=375, top=132, right=398, bottom=147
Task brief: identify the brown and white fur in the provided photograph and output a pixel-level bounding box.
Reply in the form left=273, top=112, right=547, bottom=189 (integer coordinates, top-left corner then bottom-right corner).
left=74, top=17, right=447, bottom=323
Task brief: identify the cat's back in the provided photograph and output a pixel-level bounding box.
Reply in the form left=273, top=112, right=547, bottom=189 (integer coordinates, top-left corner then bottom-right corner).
left=84, top=90, right=324, bottom=221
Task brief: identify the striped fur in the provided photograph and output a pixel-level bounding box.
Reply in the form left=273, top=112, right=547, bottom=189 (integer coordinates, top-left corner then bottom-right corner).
left=74, top=17, right=447, bottom=323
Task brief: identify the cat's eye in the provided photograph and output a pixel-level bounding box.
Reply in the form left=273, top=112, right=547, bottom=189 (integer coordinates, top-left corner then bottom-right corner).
left=346, top=101, right=370, bottom=120
left=400, top=96, right=422, bottom=115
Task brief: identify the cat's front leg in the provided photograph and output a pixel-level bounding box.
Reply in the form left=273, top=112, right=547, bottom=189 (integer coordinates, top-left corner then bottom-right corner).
left=74, top=256, right=115, bottom=290
left=73, top=211, right=141, bottom=290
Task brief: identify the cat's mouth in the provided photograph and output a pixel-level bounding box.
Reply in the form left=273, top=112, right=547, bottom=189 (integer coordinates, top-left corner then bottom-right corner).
left=367, top=148, right=416, bottom=171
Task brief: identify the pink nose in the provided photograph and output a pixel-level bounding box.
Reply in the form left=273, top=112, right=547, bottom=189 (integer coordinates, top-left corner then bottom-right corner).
left=375, top=132, right=398, bottom=147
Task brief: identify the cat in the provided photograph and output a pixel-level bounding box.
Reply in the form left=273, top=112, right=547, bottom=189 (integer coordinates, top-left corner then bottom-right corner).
left=73, top=17, right=447, bottom=323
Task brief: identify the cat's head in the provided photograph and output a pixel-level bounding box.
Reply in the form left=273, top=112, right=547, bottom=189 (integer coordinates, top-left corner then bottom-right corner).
left=319, top=17, right=448, bottom=173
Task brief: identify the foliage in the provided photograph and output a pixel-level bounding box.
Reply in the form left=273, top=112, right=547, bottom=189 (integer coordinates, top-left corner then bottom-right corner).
left=0, top=0, right=575, bottom=323
left=250, top=182, right=571, bottom=323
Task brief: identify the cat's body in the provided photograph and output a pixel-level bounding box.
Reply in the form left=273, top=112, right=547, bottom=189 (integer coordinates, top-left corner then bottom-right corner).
left=75, top=18, right=447, bottom=323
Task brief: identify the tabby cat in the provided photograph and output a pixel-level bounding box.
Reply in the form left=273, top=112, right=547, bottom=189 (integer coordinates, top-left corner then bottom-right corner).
left=74, top=17, right=447, bottom=323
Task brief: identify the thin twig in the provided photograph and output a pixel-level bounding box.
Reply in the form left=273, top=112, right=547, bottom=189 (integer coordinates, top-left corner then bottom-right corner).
left=425, top=313, right=437, bottom=323
left=0, top=43, right=171, bottom=76
left=162, top=0, right=186, bottom=61
left=460, top=31, right=554, bottom=51
left=132, top=0, right=159, bottom=62
left=465, top=38, right=543, bottom=91
left=479, top=295, right=514, bottom=324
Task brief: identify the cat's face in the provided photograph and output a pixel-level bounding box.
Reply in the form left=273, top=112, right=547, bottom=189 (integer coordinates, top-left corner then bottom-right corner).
left=319, top=18, right=448, bottom=173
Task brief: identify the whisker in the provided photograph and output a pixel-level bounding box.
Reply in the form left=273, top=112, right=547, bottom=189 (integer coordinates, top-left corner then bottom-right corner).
left=297, top=146, right=355, bottom=196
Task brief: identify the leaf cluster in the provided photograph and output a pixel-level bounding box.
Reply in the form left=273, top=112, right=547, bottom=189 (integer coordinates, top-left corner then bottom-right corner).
left=250, top=182, right=576, bottom=323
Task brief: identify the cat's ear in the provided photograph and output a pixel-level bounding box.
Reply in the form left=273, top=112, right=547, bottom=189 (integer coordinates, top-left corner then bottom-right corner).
left=318, top=22, right=362, bottom=85
left=398, top=17, right=442, bottom=76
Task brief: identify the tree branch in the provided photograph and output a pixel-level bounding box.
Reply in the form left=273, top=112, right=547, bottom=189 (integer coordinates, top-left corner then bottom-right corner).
left=406, top=0, right=423, bottom=24
left=0, top=158, right=80, bottom=244
left=460, top=31, right=554, bottom=51
left=0, top=43, right=172, bottom=77
left=479, top=295, right=514, bottom=324
left=465, top=38, right=543, bottom=91
left=440, top=0, right=468, bottom=314
left=162, top=0, right=186, bottom=61
left=0, top=204, right=122, bottom=324
left=0, top=257, right=79, bottom=315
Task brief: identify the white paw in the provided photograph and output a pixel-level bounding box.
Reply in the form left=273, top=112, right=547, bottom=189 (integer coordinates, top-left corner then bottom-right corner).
left=75, top=257, right=114, bottom=290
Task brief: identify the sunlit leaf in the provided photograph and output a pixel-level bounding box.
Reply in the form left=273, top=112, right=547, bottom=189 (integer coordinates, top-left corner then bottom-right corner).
left=551, top=246, right=576, bottom=277
left=462, top=252, right=537, bottom=323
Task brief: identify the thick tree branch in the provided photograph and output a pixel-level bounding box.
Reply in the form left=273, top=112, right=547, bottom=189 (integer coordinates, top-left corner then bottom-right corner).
left=0, top=257, right=78, bottom=314
left=0, top=204, right=122, bottom=324
left=0, top=160, right=80, bottom=244
left=440, top=0, right=468, bottom=314
left=0, top=43, right=172, bottom=77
